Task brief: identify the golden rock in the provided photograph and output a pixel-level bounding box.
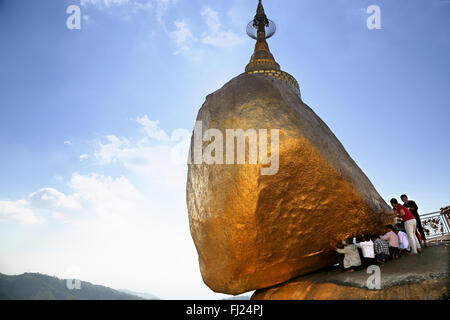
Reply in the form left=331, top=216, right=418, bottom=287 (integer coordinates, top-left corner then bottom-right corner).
left=186, top=73, right=394, bottom=295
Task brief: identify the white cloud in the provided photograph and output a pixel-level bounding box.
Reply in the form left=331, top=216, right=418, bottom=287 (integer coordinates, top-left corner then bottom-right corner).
left=136, top=115, right=170, bottom=141
left=201, top=7, right=221, bottom=33
left=93, top=116, right=190, bottom=188
left=64, top=141, right=72, bottom=146
left=80, top=0, right=175, bottom=24
left=169, top=21, right=197, bottom=54
left=80, top=0, right=131, bottom=7
left=131, top=0, right=153, bottom=12
left=169, top=6, right=243, bottom=55
left=29, top=188, right=82, bottom=211
left=0, top=174, right=142, bottom=226
left=202, top=30, right=243, bottom=48
left=0, top=200, right=43, bottom=225
left=67, top=173, right=143, bottom=223
left=94, top=135, right=130, bottom=165
left=80, top=154, right=90, bottom=161
left=154, top=0, right=176, bottom=25
left=200, top=6, right=243, bottom=48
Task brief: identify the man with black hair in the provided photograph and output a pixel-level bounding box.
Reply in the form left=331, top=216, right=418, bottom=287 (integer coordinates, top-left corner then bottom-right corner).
left=355, top=234, right=377, bottom=267
left=391, top=198, right=421, bottom=255
left=401, top=194, right=427, bottom=247
left=371, top=234, right=390, bottom=264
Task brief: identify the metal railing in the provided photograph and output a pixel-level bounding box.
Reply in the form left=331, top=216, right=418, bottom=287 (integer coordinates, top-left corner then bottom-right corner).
left=420, top=207, right=450, bottom=239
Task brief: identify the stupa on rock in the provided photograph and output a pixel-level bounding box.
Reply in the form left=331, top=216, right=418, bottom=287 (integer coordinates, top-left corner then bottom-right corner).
left=187, top=0, right=394, bottom=295
left=244, top=0, right=300, bottom=96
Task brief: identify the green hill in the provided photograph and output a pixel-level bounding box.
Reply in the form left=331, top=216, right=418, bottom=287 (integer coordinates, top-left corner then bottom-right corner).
left=0, top=272, right=145, bottom=300
left=118, top=289, right=159, bottom=300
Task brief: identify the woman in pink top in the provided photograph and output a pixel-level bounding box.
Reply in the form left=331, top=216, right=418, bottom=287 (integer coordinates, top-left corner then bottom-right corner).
left=391, top=198, right=421, bottom=255
left=380, top=224, right=400, bottom=259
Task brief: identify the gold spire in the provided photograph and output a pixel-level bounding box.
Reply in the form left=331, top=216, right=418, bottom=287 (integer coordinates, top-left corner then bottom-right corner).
left=245, top=0, right=300, bottom=96
left=245, top=0, right=280, bottom=72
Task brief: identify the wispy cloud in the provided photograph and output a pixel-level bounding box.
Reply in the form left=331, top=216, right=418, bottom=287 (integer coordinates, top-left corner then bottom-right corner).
left=202, top=29, right=243, bottom=48
left=80, top=154, right=90, bottom=161
left=93, top=116, right=190, bottom=187
left=29, top=187, right=82, bottom=211
left=201, top=6, right=221, bottom=33
left=80, top=0, right=175, bottom=24
left=154, top=0, right=177, bottom=25
left=169, top=21, right=197, bottom=54
left=200, top=6, right=243, bottom=48
left=168, top=6, right=243, bottom=56
left=0, top=173, right=142, bottom=226
left=0, top=115, right=189, bottom=226
left=80, top=0, right=132, bottom=8
left=0, top=200, right=43, bottom=225
left=136, top=115, right=170, bottom=142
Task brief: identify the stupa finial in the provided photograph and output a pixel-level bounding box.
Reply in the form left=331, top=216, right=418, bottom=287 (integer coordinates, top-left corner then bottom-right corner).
left=245, top=0, right=278, bottom=73
left=245, top=1, right=300, bottom=96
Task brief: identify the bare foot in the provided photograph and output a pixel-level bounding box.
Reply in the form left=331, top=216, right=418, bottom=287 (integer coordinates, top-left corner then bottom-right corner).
left=346, top=269, right=355, bottom=273
left=408, top=252, right=417, bottom=255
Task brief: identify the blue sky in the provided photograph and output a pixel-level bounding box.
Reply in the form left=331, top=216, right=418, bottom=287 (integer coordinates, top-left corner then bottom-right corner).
left=0, top=0, right=449, bottom=299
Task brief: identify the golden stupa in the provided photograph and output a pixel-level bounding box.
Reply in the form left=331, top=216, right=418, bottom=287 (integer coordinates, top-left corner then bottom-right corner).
left=245, top=0, right=300, bottom=96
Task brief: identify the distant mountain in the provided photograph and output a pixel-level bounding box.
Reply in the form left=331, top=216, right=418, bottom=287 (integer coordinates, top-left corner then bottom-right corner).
left=0, top=272, right=145, bottom=300
left=119, top=289, right=159, bottom=300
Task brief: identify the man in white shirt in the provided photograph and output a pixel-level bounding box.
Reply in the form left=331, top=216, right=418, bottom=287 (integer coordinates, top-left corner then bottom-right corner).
left=355, top=235, right=377, bottom=267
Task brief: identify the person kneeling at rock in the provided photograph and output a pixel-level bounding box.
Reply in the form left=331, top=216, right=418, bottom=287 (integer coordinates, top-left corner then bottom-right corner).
left=395, top=223, right=410, bottom=255
left=336, top=238, right=362, bottom=272
left=355, top=234, right=377, bottom=267
left=371, top=234, right=390, bottom=264
left=380, top=225, right=400, bottom=260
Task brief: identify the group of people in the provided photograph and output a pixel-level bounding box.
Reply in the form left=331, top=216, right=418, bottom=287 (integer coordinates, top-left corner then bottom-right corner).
left=336, top=194, right=427, bottom=272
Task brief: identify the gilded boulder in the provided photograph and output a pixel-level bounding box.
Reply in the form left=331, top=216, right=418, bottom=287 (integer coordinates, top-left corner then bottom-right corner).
left=187, top=73, right=393, bottom=295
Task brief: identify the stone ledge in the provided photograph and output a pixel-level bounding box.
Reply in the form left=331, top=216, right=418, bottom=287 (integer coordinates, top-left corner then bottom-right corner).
left=252, top=243, right=450, bottom=300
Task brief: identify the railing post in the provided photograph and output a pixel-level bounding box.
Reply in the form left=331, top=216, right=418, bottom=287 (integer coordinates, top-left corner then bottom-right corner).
left=441, top=208, right=450, bottom=234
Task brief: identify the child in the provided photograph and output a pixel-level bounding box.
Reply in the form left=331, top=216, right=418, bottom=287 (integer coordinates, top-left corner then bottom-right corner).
left=336, top=238, right=362, bottom=272
left=355, top=234, right=377, bottom=267
left=371, top=234, right=390, bottom=264
left=380, top=225, right=400, bottom=260
left=395, top=224, right=410, bottom=255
